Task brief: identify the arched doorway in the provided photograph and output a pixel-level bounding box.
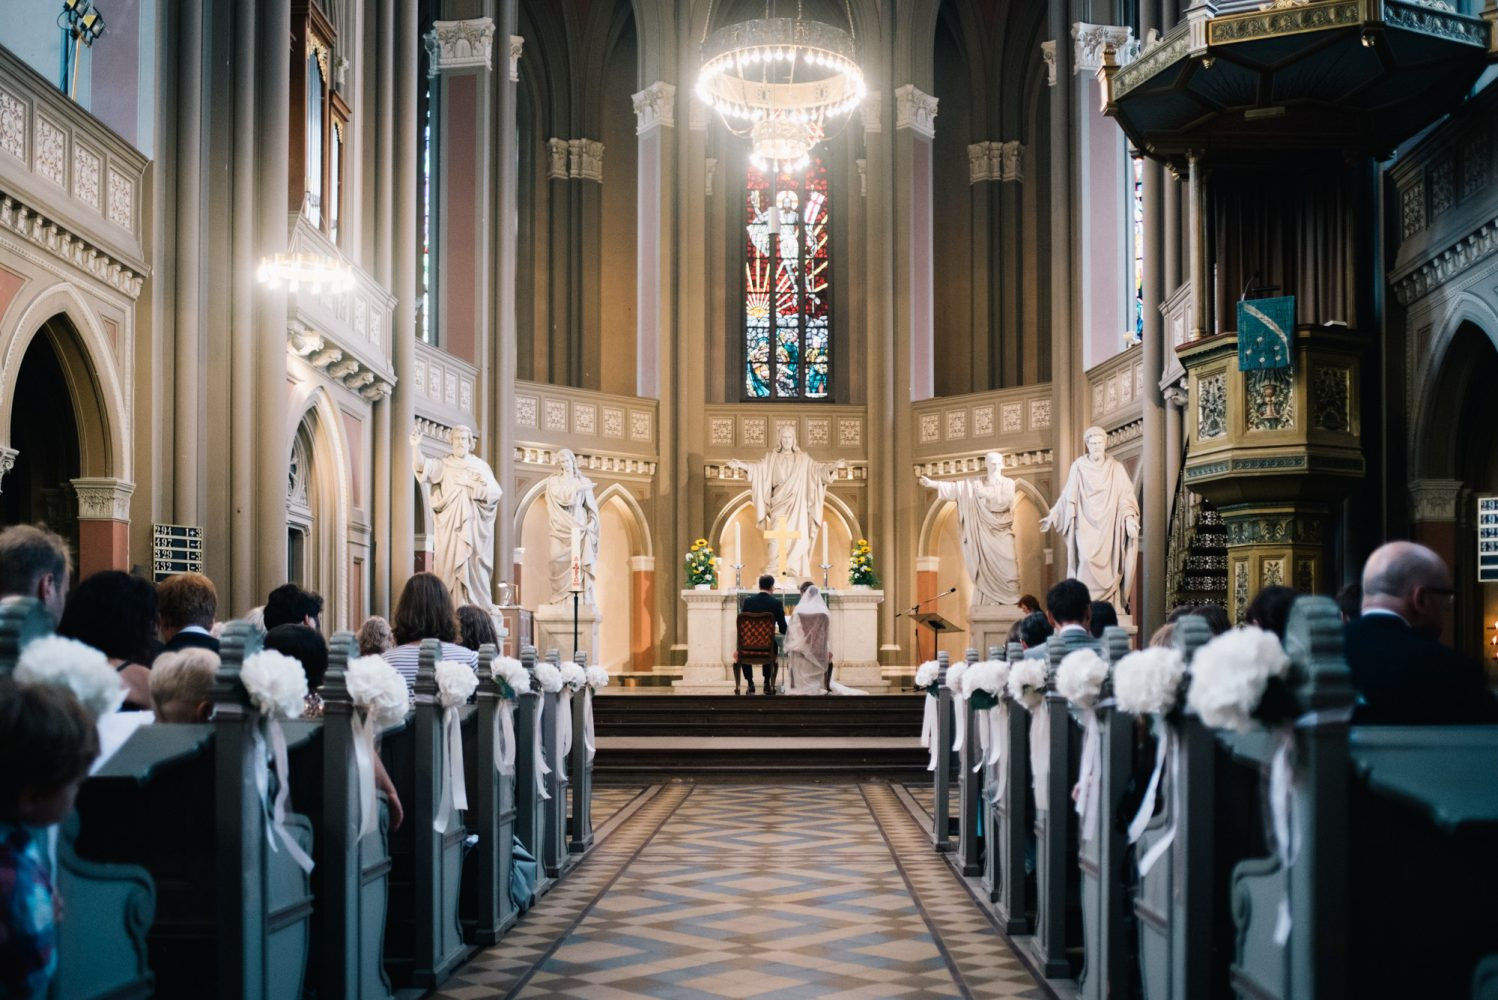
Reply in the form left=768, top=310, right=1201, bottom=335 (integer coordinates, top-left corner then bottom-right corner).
left=286, top=400, right=350, bottom=631
left=2, top=324, right=82, bottom=547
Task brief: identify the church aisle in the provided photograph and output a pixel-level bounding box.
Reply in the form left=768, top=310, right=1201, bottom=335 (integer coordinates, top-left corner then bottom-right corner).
left=432, top=783, right=1045, bottom=999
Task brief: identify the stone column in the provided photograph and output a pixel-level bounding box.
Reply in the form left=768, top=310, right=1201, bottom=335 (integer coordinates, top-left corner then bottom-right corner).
left=391, top=0, right=420, bottom=591
left=1046, top=9, right=1077, bottom=478
left=173, top=0, right=203, bottom=528
left=493, top=17, right=521, bottom=585
left=71, top=478, right=134, bottom=578
left=629, top=555, right=654, bottom=673
left=893, top=84, right=937, bottom=402
left=228, top=0, right=257, bottom=614
left=1138, top=26, right=1167, bottom=635
left=634, top=81, right=678, bottom=661
left=254, top=0, right=291, bottom=600
left=1409, top=479, right=1463, bottom=645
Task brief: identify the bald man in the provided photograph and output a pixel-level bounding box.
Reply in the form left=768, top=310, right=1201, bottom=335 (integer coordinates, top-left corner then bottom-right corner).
left=1344, top=541, right=1497, bottom=725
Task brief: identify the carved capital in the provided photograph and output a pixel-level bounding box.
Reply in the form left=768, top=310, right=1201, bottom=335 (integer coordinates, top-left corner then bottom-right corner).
left=1041, top=40, right=1057, bottom=86
left=632, top=81, right=676, bottom=135
left=569, top=138, right=604, bottom=182
left=1409, top=478, right=1464, bottom=524
left=546, top=138, right=569, bottom=179
left=71, top=477, right=134, bottom=521
left=287, top=321, right=323, bottom=357
left=424, top=17, right=496, bottom=75
left=860, top=90, right=882, bottom=134
left=509, top=35, right=523, bottom=83
left=856, top=157, right=867, bottom=197
left=1000, top=140, right=1024, bottom=182
left=894, top=85, right=938, bottom=138
left=0, top=447, right=16, bottom=494
left=967, top=142, right=992, bottom=184
left=705, top=157, right=717, bottom=196
left=1071, top=22, right=1138, bottom=73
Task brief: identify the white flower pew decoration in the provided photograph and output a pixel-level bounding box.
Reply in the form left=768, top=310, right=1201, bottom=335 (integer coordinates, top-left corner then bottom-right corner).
left=1113, top=646, right=1188, bottom=872
left=530, top=659, right=564, bottom=800
left=345, top=654, right=411, bottom=839
left=239, top=649, right=314, bottom=872
left=945, top=659, right=970, bottom=753
left=556, top=661, right=586, bottom=759
left=1057, top=648, right=1111, bottom=842
left=1007, top=657, right=1051, bottom=810
left=491, top=656, right=531, bottom=776
left=914, top=660, right=942, bottom=771
left=16, top=635, right=125, bottom=717
left=960, top=660, right=1011, bottom=790
left=582, top=665, right=609, bottom=762
left=433, top=661, right=479, bottom=834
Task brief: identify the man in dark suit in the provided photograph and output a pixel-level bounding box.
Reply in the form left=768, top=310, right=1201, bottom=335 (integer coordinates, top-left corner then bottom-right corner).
left=157, top=572, right=221, bottom=656
left=738, top=574, right=787, bottom=694
left=1345, top=541, right=1498, bottom=725
left=1025, top=578, right=1101, bottom=659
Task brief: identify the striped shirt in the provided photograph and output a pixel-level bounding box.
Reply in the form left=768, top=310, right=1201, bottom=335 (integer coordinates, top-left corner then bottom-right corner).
left=382, top=641, right=479, bottom=688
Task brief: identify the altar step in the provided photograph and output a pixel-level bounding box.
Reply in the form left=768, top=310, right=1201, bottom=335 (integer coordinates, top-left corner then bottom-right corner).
left=592, top=693, right=926, bottom=737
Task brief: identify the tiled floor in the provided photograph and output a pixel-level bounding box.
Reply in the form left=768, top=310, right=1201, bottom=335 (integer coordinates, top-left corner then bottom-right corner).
left=434, top=782, right=1044, bottom=999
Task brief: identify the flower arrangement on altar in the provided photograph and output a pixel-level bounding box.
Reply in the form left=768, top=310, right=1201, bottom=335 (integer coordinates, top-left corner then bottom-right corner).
left=685, top=538, right=718, bottom=588
left=849, top=538, right=879, bottom=587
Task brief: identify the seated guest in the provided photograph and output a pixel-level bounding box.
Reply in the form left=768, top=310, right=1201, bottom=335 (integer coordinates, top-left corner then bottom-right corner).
left=243, top=606, right=267, bottom=637
left=1089, top=600, right=1119, bottom=639
left=1148, top=623, right=1175, bottom=648
left=156, top=572, right=220, bottom=655
left=0, top=679, right=99, bottom=999
left=1245, top=585, right=1297, bottom=639
left=1191, top=603, right=1232, bottom=636
left=1346, top=541, right=1498, bottom=725
left=358, top=615, right=395, bottom=657
left=57, top=570, right=158, bottom=710
left=1336, top=582, right=1362, bottom=624
left=1017, top=594, right=1042, bottom=616
left=1005, top=618, right=1024, bottom=647
left=384, top=573, right=478, bottom=686
left=457, top=605, right=500, bottom=652
left=149, top=648, right=220, bottom=723
left=1025, top=579, right=1098, bottom=659
left=0, top=524, right=71, bottom=624
left=1018, top=611, right=1053, bottom=651
left=263, top=584, right=323, bottom=632
left=263, top=624, right=329, bottom=718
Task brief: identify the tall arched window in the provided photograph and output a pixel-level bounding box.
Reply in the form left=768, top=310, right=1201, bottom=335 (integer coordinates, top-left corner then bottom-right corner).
left=743, top=158, right=831, bottom=399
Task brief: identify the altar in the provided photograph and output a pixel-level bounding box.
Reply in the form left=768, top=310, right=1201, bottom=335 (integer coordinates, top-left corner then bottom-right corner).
left=674, top=587, right=888, bottom=693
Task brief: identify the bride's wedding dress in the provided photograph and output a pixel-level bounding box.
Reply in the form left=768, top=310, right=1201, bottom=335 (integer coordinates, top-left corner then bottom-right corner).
left=782, top=585, right=868, bottom=696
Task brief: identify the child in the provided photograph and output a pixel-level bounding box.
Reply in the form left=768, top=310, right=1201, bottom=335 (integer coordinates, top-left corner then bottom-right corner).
left=0, top=678, right=99, bottom=998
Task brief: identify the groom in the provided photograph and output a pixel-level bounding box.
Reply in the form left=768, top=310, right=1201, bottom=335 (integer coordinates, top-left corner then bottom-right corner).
left=739, top=574, right=787, bottom=694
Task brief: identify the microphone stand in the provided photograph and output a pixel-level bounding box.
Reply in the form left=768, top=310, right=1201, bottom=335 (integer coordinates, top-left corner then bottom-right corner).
left=896, top=587, right=958, bottom=664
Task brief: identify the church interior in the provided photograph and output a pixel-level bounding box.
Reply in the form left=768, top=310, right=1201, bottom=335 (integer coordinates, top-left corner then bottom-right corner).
left=2, top=0, right=1498, bottom=996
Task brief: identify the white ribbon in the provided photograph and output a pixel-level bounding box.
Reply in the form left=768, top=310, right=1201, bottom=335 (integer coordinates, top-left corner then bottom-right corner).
left=495, top=699, right=517, bottom=776
left=534, top=700, right=551, bottom=801
left=257, top=718, right=315, bottom=873
left=1268, top=707, right=1354, bottom=946
left=584, top=687, right=597, bottom=762
left=1135, top=726, right=1179, bottom=878
left=558, top=689, right=574, bottom=758
left=952, top=694, right=967, bottom=752
left=1029, top=701, right=1051, bottom=813
left=1128, top=717, right=1171, bottom=845
left=921, top=694, right=940, bottom=771
left=972, top=703, right=988, bottom=774
left=1075, top=709, right=1102, bottom=843
left=433, top=706, right=468, bottom=834
left=988, top=704, right=1010, bottom=804
left=353, top=710, right=380, bottom=840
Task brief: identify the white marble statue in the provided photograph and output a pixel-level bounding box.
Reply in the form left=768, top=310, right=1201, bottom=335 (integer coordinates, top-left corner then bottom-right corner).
left=1039, top=426, right=1140, bottom=609
left=543, top=448, right=600, bottom=607
left=727, top=426, right=845, bottom=580
left=919, top=451, right=1021, bottom=607
left=411, top=425, right=503, bottom=608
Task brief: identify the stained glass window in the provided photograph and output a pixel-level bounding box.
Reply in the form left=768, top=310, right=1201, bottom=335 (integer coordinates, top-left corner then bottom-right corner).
left=744, top=158, right=831, bottom=399
left=1130, top=155, right=1144, bottom=347
left=420, top=89, right=432, bottom=344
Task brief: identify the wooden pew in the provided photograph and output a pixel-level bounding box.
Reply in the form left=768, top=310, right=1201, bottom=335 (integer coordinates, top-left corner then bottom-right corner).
left=68, top=621, right=315, bottom=999
left=513, top=645, right=554, bottom=900
left=0, top=597, right=157, bottom=1000
left=541, top=649, right=572, bottom=878
left=1031, top=633, right=1082, bottom=979
left=1077, top=625, right=1136, bottom=1000
left=460, top=642, right=518, bottom=944
left=379, top=638, right=472, bottom=988
left=569, top=649, right=595, bottom=856
left=985, top=640, right=1032, bottom=935
left=931, top=650, right=954, bottom=851
left=956, top=647, right=983, bottom=876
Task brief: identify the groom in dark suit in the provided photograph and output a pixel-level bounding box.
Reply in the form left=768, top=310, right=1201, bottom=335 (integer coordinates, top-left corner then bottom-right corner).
left=1345, top=541, right=1498, bottom=725
left=739, top=574, right=787, bottom=694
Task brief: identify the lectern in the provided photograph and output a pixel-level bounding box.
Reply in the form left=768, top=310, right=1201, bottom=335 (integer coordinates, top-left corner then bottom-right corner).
left=912, top=612, right=960, bottom=661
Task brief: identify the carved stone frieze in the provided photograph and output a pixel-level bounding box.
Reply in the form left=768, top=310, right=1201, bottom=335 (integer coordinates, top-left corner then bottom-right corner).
left=424, top=18, right=496, bottom=75
left=516, top=446, right=657, bottom=479
left=71, top=476, right=134, bottom=521
left=1245, top=367, right=1294, bottom=431
left=1312, top=366, right=1350, bottom=431
left=0, top=195, right=146, bottom=298
left=1223, top=515, right=1324, bottom=546
left=1197, top=373, right=1226, bottom=438
left=1392, top=215, right=1498, bottom=304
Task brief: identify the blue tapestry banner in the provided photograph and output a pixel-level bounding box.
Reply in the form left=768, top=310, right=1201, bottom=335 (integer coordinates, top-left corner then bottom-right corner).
left=1237, top=295, right=1295, bottom=370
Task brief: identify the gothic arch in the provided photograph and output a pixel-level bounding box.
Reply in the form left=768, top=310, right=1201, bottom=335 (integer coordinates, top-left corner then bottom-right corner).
left=707, top=489, right=864, bottom=552
left=596, top=483, right=653, bottom=557
left=285, top=385, right=352, bottom=630
left=0, top=281, right=129, bottom=481
left=1412, top=293, right=1498, bottom=479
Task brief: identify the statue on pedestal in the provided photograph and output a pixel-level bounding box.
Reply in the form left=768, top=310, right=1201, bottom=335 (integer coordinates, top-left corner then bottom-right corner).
left=543, top=448, right=600, bottom=608
left=919, top=451, right=1020, bottom=607
left=411, top=425, right=502, bottom=608
left=1039, top=426, right=1140, bottom=609
left=728, top=426, right=845, bottom=580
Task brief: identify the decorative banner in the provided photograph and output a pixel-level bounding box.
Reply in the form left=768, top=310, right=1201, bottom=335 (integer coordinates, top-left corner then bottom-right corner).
left=1478, top=497, right=1498, bottom=583
left=1237, top=295, right=1295, bottom=370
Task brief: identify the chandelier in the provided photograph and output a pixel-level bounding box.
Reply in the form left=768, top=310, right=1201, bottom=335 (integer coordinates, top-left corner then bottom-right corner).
left=256, top=252, right=356, bottom=295
left=695, top=3, right=865, bottom=173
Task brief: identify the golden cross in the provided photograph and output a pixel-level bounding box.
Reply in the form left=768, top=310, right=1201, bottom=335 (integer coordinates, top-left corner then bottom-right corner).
left=762, top=516, right=802, bottom=577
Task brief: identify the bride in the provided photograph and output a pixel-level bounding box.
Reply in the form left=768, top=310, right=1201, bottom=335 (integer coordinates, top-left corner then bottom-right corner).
left=782, top=585, right=868, bottom=696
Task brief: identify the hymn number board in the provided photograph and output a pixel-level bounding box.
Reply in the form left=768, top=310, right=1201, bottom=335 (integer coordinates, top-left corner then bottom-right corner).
left=1479, top=498, right=1498, bottom=583
left=152, top=523, right=204, bottom=582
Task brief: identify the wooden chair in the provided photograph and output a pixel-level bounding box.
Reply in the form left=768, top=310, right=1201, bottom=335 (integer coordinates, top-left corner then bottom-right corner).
left=734, top=611, right=778, bottom=693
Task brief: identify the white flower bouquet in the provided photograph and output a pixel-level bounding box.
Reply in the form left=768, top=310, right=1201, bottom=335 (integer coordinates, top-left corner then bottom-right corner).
left=585, top=665, right=610, bottom=689
left=1113, top=647, right=1187, bottom=716
left=434, top=660, right=479, bottom=708
left=559, top=662, right=587, bottom=692
left=1055, top=649, right=1109, bottom=710
left=493, top=656, right=531, bottom=700
left=1007, top=657, right=1048, bottom=710
left=1185, top=626, right=1294, bottom=732
left=914, top=660, right=941, bottom=696
left=240, top=650, right=309, bottom=719
left=16, top=635, right=125, bottom=717
left=945, top=660, right=969, bottom=699
left=533, top=659, right=564, bottom=694
left=961, top=659, right=1010, bottom=711
left=345, top=655, right=411, bottom=726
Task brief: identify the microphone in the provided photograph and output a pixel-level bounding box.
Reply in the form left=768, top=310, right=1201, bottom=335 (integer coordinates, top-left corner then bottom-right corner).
left=895, top=587, right=958, bottom=617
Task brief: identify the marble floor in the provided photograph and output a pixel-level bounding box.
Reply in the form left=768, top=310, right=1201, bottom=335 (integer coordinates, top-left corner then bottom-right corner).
left=433, top=782, right=1044, bottom=999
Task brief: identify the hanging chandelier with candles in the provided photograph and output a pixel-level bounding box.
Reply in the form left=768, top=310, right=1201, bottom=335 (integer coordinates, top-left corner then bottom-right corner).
left=695, top=2, right=866, bottom=173
left=256, top=252, right=356, bottom=295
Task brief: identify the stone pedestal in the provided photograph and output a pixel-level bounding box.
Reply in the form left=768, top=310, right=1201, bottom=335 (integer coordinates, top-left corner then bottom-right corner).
left=533, top=601, right=599, bottom=664
left=968, top=604, right=1025, bottom=658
